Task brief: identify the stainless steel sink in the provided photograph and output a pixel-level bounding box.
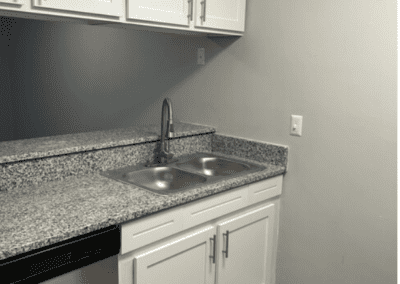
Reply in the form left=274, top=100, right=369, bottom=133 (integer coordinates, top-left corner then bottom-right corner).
left=101, top=167, right=207, bottom=194
left=100, top=152, right=265, bottom=195
left=175, top=156, right=250, bottom=176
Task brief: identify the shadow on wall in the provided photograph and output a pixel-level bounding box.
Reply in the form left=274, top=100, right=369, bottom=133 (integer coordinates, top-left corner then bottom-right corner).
left=0, top=17, right=18, bottom=141
left=0, top=16, right=238, bottom=142
left=209, top=36, right=240, bottom=48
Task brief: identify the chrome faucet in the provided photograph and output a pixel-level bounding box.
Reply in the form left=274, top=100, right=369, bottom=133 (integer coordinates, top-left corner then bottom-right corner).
left=158, top=98, right=176, bottom=164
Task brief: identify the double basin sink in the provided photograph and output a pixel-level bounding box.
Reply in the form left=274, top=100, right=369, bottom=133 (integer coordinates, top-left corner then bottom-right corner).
left=100, top=152, right=265, bottom=195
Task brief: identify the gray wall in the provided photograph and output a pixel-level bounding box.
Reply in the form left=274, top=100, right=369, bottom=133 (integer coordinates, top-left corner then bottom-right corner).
left=0, top=0, right=396, bottom=283
left=139, top=1, right=397, bottom=284
left=0, top=18, right=215, bottom=141
left=138, top=0, right=397, bottom=284
left=0, top=17, right=16, bottom=141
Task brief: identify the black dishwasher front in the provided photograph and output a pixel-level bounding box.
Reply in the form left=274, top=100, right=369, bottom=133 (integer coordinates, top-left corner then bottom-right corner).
left=0, top=225, right=120, bottom=284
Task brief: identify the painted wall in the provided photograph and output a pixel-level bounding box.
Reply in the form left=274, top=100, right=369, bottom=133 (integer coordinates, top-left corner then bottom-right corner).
left=0, top=18, right=214, bottom=142
left=0, top=17, right=16, bottom=141
left=0, top=0, right=396, bottom=282
left=0, top=16, right=213, bottom=284
left=138, top=0, right=397, bottom=284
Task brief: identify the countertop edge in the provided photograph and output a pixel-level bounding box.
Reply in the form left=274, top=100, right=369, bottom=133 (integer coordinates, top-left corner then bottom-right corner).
left=0, top=154, right=285, bottom=261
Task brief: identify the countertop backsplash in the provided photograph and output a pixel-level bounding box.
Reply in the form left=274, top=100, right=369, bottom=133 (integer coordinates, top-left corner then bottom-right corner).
left=0, top=123, right=215, bottom=192
left=212, top=134, right=288, bottom=168
left=0, top=124, right=289, bottom=192
left=0, top=122, right=216, bottom=164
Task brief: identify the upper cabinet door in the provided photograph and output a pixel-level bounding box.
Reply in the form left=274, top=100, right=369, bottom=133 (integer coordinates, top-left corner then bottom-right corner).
left=194, top=0, right=246, bottom=32
left=0, top=0, right=23, bottom=5
left=33, top=0, right=122, bottom=17
left=128, top=0, right=191, bottom=27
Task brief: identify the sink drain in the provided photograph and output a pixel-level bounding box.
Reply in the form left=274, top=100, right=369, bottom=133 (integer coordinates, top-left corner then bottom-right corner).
left=163, top=173, right=174, bottom=182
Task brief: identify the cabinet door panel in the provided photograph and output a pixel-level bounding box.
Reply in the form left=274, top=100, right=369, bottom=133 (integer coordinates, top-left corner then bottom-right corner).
left=134, top=226, right=216, bottom=284
left=0, top=0, right=23, bottom=5
left=33, top=0, right=122, bottom=17
left=216, top=204, right=275, bottom=284
left=195, top=0, right=246, bottom=32
left=128, top=0, right=190, bottom=27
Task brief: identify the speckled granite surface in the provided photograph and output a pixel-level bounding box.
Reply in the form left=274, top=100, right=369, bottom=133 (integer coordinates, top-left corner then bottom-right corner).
left=0, top=122, right=215, bottom=164
left=0, top=127, right=289, bottom=262
left=0, top=151, right=286, bottom=261
left=212, top=134, right=289, bottom=168
left=1, top=132, right=213, bottom=192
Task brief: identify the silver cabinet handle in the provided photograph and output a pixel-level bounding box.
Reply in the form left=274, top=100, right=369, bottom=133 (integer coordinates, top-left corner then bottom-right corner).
left=222, top=230, right=229, bottom=258
left=188, top=0, right=193, bottom=21
left=209, top=235, right=216, bottom=263
left=201, top=0, right=206, bottom=21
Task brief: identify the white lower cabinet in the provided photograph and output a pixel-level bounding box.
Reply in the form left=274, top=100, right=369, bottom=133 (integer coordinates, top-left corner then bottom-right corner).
left=216, top=204, right=275, bottom=284
left=118, top=175, right=282, bottom=284
left=134, top=225, right=216, bottom=284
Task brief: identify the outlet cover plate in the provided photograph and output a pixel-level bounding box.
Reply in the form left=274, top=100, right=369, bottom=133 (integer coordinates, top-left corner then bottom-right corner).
left=290, top=115, right=303, bottom=136
left=197, top=48, right=205, bottom=65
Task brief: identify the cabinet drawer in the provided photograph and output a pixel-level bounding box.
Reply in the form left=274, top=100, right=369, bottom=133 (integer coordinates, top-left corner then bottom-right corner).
left=181, top=186, right=247, bottom=230
left=248, top=175, right=282, bottom=205
left=120, top=206, right=182, bottom=255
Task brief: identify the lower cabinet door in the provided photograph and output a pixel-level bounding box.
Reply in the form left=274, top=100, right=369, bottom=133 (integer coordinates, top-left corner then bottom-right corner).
left=134, top=225, right=216, bottom=284
left=216, top=204, right=275, bottom=284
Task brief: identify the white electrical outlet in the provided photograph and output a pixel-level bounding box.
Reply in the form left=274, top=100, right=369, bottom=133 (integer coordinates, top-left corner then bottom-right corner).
left=197, top=48, right=205, bottom=65
left=290, top=115, right=303, bottom=136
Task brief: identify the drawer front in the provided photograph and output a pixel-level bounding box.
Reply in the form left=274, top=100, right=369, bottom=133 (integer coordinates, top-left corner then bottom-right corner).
left=248, top=175, right=282, bottom=205
left=181, top=186, right=248, bottom=230
left=120, top=206, right=182, bottom=255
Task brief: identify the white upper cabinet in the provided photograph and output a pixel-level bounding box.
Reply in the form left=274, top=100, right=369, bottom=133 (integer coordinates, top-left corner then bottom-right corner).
left=127, top=0, right=191, bottom=27
left=1, top=0, right=247, bottom=35
left=194, top=0, right=246, bottom=32
left=127, top=0, right=246, bottom=34
left=0, top=0, right=23, bottom=5
left=32, top=0, right=122, bottom=17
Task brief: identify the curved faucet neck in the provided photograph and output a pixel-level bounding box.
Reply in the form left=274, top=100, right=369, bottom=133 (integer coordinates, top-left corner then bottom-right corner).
left=163, top=98, right=173, bottom=122
left=160, top=98, right=174, bottom=158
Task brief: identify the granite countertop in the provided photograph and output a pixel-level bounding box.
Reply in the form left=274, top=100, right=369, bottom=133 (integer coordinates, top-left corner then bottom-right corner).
left=0, top=122, right=215, bottom=164
left=0, top=151, right=285, bottom=261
